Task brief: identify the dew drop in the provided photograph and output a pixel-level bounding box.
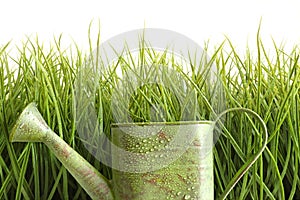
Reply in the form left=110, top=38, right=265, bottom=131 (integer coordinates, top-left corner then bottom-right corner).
left=184, top=194, right=191, bottom=199
left=19, top=123, right=25, bottom=129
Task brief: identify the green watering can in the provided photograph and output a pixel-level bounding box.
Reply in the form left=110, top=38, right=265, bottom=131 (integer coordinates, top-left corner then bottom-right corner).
left=10, top=103, right=267, bottom=200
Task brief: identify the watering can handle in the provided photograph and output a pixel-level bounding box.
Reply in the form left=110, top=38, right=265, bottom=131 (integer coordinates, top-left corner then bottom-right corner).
left=214, top=108, right=268, bottom=200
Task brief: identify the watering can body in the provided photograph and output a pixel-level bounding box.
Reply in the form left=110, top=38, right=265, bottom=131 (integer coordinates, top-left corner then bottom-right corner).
left=10, top=103, right=267, bottom=200
left=111, top=122, right=214, bottom=200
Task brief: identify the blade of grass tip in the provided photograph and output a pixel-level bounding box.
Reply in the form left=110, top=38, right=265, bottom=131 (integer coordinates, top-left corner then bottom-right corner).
left=31, top=52, right=63, bottom=138
left=256, top=20, right=262, bottom=114
left=225, top=37, right=252, bottom=104
left=88, top=19, right=101, bottom=69
left=0, top=42, right=10, bottom=58
left=88, top=19, right=94, bottom=56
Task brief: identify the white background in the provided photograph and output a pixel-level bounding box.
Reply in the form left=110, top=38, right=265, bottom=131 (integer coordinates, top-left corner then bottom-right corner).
left=1, top=0, right=300, bottom=55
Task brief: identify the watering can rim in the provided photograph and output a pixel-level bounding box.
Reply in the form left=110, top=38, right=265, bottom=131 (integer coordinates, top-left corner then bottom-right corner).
left=111, top=120, right=214, bottom=127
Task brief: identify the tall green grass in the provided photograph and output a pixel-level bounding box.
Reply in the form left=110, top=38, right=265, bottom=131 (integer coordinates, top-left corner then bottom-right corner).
left=0, top=28, right=299, bottom=199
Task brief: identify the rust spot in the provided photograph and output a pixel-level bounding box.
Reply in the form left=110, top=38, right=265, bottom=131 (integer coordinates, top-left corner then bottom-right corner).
left=97, top=182, right=110, bottom=194
left=148, top=178, right=156, bottom=184
left=61, top=145, right=70, bottom=159
left=82, top=168, right=94, bottom=177
left=192, top=140, right=201, bottom=147
left=177, top=174, right=186, bottom=183
left=158, top=130, right=168, bottom=140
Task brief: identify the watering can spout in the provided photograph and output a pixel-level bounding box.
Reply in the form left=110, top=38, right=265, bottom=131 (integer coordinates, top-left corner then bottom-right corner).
left=10, top=103, right=114, bottom=200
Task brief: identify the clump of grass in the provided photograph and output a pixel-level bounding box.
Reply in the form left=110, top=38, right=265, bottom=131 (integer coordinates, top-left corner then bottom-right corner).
left=0, top=26, right=299, bottom=200
left=0, top=37, right=89, bottom=199
left=213, top=37, right=300, bottom=199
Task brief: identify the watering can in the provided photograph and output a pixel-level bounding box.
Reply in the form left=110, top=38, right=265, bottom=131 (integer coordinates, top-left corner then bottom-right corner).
left=10, top=103, right=267, bottom=200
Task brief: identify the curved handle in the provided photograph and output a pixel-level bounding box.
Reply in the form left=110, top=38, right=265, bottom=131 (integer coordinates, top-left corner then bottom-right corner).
left=214, top=108, right=268, bottom=200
